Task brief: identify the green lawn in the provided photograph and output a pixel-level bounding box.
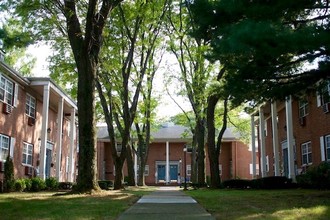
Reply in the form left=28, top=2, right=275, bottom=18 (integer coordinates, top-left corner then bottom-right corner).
left=186, top=189, right=330, bottom=220
left=0, top=187, right=155, bottom=220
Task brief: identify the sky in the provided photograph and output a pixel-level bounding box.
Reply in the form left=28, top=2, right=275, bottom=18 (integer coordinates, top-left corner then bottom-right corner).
left=27, top=44, right=191, bottom=119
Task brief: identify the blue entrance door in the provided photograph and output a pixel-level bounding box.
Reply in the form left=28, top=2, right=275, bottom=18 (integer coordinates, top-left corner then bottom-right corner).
left=157, top=165, right=165, bottom=181
left=170, top=165, right=178, bottom=181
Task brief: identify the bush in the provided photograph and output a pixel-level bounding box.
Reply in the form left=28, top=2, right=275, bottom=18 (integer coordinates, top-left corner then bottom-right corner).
left=58, top=182, right=73, bottom=190
left=46, top=177, right=59, bottom=190
left=14, top=179, right=26, bottom=192
left=223, top=179, right=251, bottom=189
left=259, top=176, right=292, bottom=189
left=98, top=181, right=113, bottom=190
left=24, top=178, right=32, bottom=191
left=4, top=156, right=14, bottom=192
left=31, top=177, right=46, bottom=192
left=297, top=162, right=330, bottom=189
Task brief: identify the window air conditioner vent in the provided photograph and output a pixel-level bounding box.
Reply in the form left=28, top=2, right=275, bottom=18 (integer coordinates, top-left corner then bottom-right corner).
left=28, top=116, right=36, bottom=126
left=2, top=103, right=13, bottom=114
left=299, top=117, right=306, bottom=126
left=25, top=166, right=33, bottom=176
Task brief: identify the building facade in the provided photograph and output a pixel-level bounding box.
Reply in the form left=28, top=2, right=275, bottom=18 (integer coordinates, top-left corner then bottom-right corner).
left=251, top=81, right=330, bottom=181
left=97, top=124, right=256, bottom=185
left=0, top=54, right=78, bottom=187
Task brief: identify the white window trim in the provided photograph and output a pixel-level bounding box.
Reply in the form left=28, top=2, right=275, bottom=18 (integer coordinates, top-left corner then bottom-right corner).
left=301, top=141, right=312, bottom=165
left=22, top=142, right=33, bottom=166
left=26, top=93, right=36, bottom=118
left=0, top=134, right=10, bottom=161
left=298, top=99, right=309, bottom=118
left=186, top=164, right=191, bottom=176
left=0, top=73, right=15, bottom=106
left=325, top=135, right=330, bottom=161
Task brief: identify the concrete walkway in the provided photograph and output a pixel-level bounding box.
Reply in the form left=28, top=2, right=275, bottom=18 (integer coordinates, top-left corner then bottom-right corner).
left=117, top=187, right=215, bottom=220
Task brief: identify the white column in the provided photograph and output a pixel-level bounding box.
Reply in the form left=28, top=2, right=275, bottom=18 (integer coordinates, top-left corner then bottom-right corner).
left=40, top=83, right=50, bottom=180
left=68, top=107, right=76, bottom=182
left=285, top=96, right=296, bottom=182
left=166, top=141, right=170, bottom=184
left=251, top=116, right=257, bottom=178
left=56, top=98, right=64, bottom=181
left=271, top=101, right=280, bottom=176
left=259, top=107, right=267, bottom=177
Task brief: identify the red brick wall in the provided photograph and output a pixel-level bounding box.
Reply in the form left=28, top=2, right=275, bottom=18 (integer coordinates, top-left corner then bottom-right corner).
left=1, top=82, right=77, bottom=182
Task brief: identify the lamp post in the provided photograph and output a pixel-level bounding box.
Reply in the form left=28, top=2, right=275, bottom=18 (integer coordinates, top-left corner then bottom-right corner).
left=183, top=146, right=187, bottom=190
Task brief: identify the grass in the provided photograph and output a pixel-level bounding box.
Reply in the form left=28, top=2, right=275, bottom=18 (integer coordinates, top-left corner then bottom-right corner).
left=185, top=189, right=330, bottom=220
left=0, top=186, right=156, bottom=220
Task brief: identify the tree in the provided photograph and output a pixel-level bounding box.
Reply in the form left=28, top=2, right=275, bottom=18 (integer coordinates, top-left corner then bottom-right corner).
left=1, top=0, right=124, bottom=192
left=165, top=0, right=216, bottom=186
left=190, top=0, right=330, bottom=105
left=96, top=0, right=168, bottom=189
left=4, top=155, right=14, bottom=192
left=0, top=20, right=36, bottom=75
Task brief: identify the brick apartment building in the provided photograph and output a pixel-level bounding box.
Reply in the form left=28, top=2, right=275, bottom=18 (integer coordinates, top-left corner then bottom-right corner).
left=250, top=81, right=330, bottom=181
left=97, top=123, right=256, bottom=185
left=0, top=51, right=78, bottom=186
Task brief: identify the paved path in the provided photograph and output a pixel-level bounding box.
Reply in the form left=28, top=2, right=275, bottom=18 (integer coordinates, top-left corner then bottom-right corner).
left=117, top=187, right=215, bottom=220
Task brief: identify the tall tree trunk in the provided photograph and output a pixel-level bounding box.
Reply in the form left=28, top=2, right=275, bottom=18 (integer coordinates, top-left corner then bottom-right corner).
left=75, top=56, right=99, bottom=192
left=114, top=157, right=124, bottom=190
left=196, top=117, right=206, bottom=186
left=126, top=142, right=136, bottom=186
left=190, top=133, right=198, bottom=184
left=206, top=95, right=221, bottom=188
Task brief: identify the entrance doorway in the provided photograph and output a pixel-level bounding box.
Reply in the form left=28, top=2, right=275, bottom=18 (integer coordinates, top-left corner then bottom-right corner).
left=156, top=161, right=180, bottom=184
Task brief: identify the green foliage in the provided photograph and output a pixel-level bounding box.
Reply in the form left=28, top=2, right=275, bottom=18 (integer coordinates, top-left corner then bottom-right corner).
left=24, top=178, right=32, bottom=191
left=45, top=177, right=59, bottom=190
left=98, top=181, right=113, bottom=190
left=4, top=155, right=14, bottom=192
left=14, top=179, right=26, bottom=192
left=0, top=19, right=36, bottom=75
left=296, top=162, right=330, bottom=189
left=190, top=0, right=330, bottom=105
left=31, top=177, right=46, bottom=192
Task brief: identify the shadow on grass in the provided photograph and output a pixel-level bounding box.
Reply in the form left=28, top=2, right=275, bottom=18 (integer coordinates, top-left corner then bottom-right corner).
left=0, top=189, right=146, bottom=220
left=186, top=189, right=330, bottom=220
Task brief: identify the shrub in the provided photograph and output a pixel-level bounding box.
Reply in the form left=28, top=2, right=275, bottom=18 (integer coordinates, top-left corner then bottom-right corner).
left=4, top=156, right=14, bottom=192
left=297, top=162, right=330, bottom=189
left=259, top=176, right=292, bottom=189
left=223, top=179, right=251, bottom=189
left=24, top=178, right=32, bottom=191
left=98, top=181, right=113, bottom=190
left=31, top=177, right=46, bottom=192
left=58, top=182, right=73, bottom=190
left=46, top=177, right=59, bottom=190
left=14, top=179, right=26, bottom=192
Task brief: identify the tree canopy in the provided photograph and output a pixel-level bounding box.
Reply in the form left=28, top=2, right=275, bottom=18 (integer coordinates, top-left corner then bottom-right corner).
left=190, top=0, right=330, bottom=106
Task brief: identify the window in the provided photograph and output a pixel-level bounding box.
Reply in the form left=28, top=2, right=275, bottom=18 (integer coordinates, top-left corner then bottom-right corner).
left=320, top=81, right=330, bottom=105
left=302, top=142, right=312, bottom=165
left=219, top=164, right=222, bottom=176
left=186, top=165, right=191, bottom=176
left=22, top=143, right=33, bottom=166
left=0, top=74, right=14, bottom=105
left=0, top=134, right=10, bottom=161
left=136, top=165, right=149, bottom=176
left=326, top=135, right=330, bottom=161
left=26, top=94, right=36, bottom=118
left=299, top=99, right=309, bottom=118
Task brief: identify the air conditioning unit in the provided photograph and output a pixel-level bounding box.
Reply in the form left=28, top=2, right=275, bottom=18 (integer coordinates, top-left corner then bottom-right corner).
left=323, top=103, right=330, bottom=113
left=2, top=103, right=13, bottom=114
left=28, top=116, right=36, bottom=126
left=25, top=166, right=33, bottom=176
left=299, top=117, right=306, bottom=126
